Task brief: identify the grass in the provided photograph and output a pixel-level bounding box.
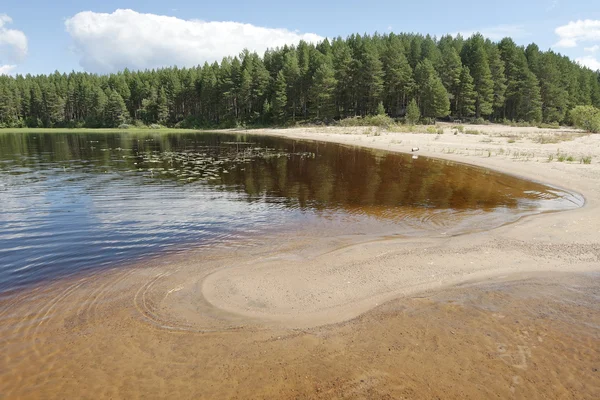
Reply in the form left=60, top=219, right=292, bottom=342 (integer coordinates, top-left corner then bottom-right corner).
left=534, top=132, right=589, bottom=144
left=581, top=156, right=593, bottom=164
left=465, top=129, right=480, bottom=135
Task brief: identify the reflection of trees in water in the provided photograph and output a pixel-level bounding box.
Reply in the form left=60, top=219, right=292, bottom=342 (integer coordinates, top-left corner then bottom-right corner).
left=0, top=132, right=555, bottom=213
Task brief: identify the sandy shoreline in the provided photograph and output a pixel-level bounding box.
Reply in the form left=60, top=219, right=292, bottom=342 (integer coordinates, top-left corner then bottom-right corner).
left=179, top=123, right=600, bottom=328
left=1, top=123, right=599, bottom=399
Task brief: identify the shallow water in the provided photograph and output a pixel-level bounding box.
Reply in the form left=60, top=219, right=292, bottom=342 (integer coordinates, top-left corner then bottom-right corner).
left=0, top=131, right=582, bottom=293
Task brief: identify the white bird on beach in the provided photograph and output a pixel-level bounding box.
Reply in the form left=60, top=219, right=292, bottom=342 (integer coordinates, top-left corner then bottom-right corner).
left=411, top=147, right=419, bottom=152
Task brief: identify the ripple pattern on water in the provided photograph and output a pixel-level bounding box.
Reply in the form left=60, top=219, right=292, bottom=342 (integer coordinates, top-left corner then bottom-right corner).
left=0, top=131, right=582, bottom=293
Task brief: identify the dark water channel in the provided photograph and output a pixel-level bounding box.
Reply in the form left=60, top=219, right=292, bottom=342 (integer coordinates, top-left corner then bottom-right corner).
left=0, top=131, right=582, bottom=293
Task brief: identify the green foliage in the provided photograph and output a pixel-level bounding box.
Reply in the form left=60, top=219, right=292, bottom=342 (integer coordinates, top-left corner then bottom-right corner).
left=461, top=34, right=494, bottom=117
left=456, top=66, right=476, bottom=118
left=405, top=98, right=420, bottom=124
left=338, top=114, right=395, bottom=128
left=272, top=71, right=288, bottom=124
left=570, top=105, right=600, bottom=132
left=581, top=156, right=592, bottom=164
left=0, top=32, right=598, bottom=129
left=465, top=129, right=480, bottom=135
left=415, top=60, right=450, bottom=119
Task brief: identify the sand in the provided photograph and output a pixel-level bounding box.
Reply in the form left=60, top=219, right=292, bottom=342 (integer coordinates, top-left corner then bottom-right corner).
left=1, top=123, right=599, bottom=399
left=190, top=123, right=600, bottom=328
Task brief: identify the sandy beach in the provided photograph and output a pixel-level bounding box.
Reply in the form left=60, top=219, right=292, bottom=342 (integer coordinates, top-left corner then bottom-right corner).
left=1, top=123, right=599, bottom=399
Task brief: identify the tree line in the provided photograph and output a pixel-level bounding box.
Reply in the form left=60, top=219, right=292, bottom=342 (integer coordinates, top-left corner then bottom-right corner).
left=0, top=32, right=599, bottom=128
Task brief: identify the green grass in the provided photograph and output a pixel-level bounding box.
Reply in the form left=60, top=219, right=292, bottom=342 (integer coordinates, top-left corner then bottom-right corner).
left=0, top=127, right=206, bottom=134
left=581, top=156, right=592, bottom=164
left=465, top=129, right=480, bottom=135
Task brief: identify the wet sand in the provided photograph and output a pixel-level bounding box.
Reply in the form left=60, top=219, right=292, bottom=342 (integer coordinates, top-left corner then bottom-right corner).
left=1, top=124, right=600, bottom=399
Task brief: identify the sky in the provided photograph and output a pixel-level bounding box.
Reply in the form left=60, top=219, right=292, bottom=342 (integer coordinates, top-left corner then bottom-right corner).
left=1, top=0, right=600, bottom=76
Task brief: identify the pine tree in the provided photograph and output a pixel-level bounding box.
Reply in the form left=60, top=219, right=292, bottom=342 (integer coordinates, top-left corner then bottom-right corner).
left=461, top=34, right=494, bottom=118
left=310, top=60, right=337, bottom=120
left=157, top=87, right=169, bottom=124
left=272, top=71, right=287, bottom=124
left=520, top=71, right=543, bottom=123
left=0, top=31, right=597, bottom=128
left=105, top=90, right=127, bottom=127
left=537, top=52, right=568, bottom=122
left=406, top=98, right=420, bottom=124
left=382, top=36, right=413, bottom=117
left=415, top=60, right=450, bottom=119
left=438, top=44, right=462, bottom=114
left=485, top=42, right=507, bottom=117
left=282, top=51, right=300, bottom=121
left=456, top=66, right=476, bottom=118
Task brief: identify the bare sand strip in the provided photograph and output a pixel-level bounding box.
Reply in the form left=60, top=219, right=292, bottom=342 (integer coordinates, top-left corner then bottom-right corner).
left=183, top=124, right=600, bottom=328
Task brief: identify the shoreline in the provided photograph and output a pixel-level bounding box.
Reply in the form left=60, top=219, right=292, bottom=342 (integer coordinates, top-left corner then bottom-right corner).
left=185, top=124, right=599, bottom=328
left=1, top=124, right=599, bottom=398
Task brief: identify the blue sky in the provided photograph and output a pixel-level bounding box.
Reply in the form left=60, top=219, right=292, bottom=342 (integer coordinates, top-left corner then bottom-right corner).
left=2, top=0, right=600, bottom=75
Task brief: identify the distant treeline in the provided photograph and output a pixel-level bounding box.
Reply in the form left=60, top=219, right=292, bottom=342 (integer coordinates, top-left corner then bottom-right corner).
left=1, top=33, right=599, bottom=128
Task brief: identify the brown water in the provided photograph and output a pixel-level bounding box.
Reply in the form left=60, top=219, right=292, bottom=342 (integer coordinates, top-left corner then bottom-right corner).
left=1, top=263, right=598, bottom=399
left=0, top=131, right=582, bottom=294
left=0, top=131, right=594, bottom=399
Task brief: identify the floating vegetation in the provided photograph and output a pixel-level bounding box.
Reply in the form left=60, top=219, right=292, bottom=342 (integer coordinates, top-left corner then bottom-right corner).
left=125, top=142, right=317, bottom=184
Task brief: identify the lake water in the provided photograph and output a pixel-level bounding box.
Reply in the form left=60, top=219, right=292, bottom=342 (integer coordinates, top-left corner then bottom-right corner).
left=0, top=131, right=582, bottom=294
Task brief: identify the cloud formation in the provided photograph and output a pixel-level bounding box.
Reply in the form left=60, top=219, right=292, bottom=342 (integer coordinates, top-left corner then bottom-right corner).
left=0, top=64, right=16, bottom=75
left=65, top=9, right=323, bottom=73
left=0, top=14, right=28, bottom=75
left=584, top=45, right=599, bottom=53
left=576, top=56, right=600, bottom=71
left=453, top=25, right=527, bottom=41
left=554, top=19, right=600, bottom=48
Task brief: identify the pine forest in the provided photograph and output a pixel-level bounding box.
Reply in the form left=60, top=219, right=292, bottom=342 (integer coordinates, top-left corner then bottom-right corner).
left=0, top=32, right=599, bottom=129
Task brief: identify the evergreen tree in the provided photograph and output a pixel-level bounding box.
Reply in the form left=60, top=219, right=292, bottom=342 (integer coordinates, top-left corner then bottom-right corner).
left=105, top=90, right=127, bottom=127
left=438, top=44, right=462, bottom=114
left=157, top=87, right=169, bottom=124
left=537, top=52, right=568, bottom=122
left=310, top=61, right=337, bottom=120
left=0, top=31, right=597, bottom=128
left=461, top=34, right=494, bottom=118
left=456, top=66, right=476, bottom=118
left=415, top=60, right=450, bottom=119
left=282, top=51, right=300, bottom=121
left=273, top=71, right=287, bottom=124
left=357, top=38, right=384, bottom=115
left=406, top=98, right=420, bottom=124
left=485, top=42, right=507, bottom=117
left=382, top=36, right=413, bottom=117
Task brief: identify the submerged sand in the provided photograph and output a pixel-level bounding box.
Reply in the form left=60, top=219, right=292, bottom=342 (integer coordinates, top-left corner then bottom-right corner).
left=1, top=123, right=599, bottom=399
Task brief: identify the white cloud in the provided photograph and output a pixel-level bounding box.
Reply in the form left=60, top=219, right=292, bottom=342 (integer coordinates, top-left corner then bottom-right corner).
left=0, top=64, right=16, bottom=75
left=65, top=9, right=324, bottom=73
left=584, top=45, right=600, bottom=53
left=576, top=56, right=600, bottom=71
left=554, top=19, right=600, bottom=48
left=0, top=14, right=28, bottom=67
left=453, top=25, right=528, bottom=41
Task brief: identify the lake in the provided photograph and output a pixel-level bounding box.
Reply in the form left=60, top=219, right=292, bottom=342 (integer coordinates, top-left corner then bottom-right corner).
left=0, top=131, right=582, bottom=294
